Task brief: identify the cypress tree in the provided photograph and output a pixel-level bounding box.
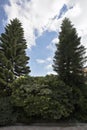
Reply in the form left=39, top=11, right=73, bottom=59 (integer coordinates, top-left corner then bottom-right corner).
left=53, top=18, right=87, bottom=86
left=0, top=18, right=30, bottom=93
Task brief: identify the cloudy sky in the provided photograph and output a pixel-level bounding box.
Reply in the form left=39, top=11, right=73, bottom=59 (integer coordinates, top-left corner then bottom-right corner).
left=0, top=0, right=87, bottom=76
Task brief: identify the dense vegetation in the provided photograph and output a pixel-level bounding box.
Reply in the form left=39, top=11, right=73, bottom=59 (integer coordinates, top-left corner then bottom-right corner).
left=0, top=18, right=87, bottom=126
left=53, top=18, right=87, bottom=86
left=0, top=18, right=30, bottom=96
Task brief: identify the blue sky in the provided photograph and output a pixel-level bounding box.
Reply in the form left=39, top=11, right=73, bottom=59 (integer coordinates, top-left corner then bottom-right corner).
left=0, top=0, right=87, bottom=76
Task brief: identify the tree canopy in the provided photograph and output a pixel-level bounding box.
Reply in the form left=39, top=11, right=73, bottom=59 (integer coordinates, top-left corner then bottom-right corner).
left=0, top=18, right=30, bottom=94
left=53, top=18, right=87, bottom=86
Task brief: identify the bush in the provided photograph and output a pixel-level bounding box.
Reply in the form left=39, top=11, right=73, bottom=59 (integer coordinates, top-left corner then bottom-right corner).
left=11, top=75, right=75, bottom=122
left=73, top=84, right=87, bottom=122
left=0, top=97, right=17, bottom=126
left=11, top=75, right=87, bottom=123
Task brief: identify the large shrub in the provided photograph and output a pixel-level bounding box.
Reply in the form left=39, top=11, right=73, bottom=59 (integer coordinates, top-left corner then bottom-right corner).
left=0, top=97, right=17, bottom=126
left=11, top=75, right=74, bottom=122
left=73, top=84, right=87, bottom=122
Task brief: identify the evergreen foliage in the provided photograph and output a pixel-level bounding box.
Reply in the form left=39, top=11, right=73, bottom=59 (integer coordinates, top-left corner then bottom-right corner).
left=53, top=18, right=87, bottom=86
left=0, top=18, right=30, bottom=93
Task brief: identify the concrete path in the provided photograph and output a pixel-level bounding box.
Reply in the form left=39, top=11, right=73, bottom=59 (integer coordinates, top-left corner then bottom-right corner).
left=0, top=125, right=87, bottom=130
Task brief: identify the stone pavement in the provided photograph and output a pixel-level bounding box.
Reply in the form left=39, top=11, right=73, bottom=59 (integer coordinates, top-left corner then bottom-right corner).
left=0, top=125, right=87, bottom=130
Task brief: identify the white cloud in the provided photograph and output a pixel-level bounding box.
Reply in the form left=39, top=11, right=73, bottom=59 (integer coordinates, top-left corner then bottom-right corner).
left=46, top=64, right=52, bottom=70
left=3, top=0, right=67, bottom=48
left=52, top=37, right=59, bottom=44
left=46, top=57, right=52, bottom=62
left=36, top=57, right=52, bottom=64
left=46, top=70, right=57, bottom=75
left=36, top=59, right=46, bottom=64
left=46, top=38, right=59, bottom=74
left=36, top=57, right=56, bottom=74
left=36, top=57, right=56, bottom=75
left=46, top=37, right=58, bottom=52
left=46, top=63, right=57, bottom=75
left=3, top=0, right=87, bottom=50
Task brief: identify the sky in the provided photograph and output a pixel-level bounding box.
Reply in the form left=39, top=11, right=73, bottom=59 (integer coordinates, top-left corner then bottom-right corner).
left=0, top=0, right=87, bottom=76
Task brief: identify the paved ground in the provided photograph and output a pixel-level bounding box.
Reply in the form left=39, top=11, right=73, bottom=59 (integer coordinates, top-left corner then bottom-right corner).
left=0, top=125, right=87, bottom=130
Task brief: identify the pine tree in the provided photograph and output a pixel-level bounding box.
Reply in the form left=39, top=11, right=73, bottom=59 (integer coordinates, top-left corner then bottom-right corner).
left=53, top=18, right=87, bottom=86
left=0, top=18, right=30, bottom=93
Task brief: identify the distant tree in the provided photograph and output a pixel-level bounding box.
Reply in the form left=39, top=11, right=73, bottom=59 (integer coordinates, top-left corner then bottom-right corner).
left=0, top=18, right=30, bottom=94
left=53, top=18, right=87, bottom=86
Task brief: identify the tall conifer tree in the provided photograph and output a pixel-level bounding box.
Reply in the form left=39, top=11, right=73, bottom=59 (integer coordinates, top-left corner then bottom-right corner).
left=53, top=18, right=87, bottom=86
left=0, top=18, right=30, bottom=91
